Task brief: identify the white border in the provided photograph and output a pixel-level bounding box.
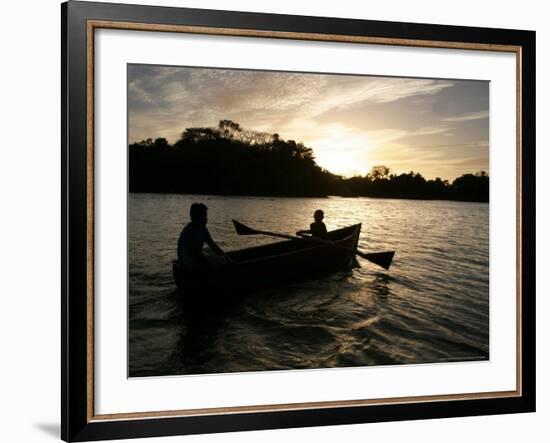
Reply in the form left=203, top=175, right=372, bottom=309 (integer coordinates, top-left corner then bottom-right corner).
left=95, top=28, right=517, bottom=415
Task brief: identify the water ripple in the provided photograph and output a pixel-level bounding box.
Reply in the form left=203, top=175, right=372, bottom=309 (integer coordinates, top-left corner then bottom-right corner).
left=128, top=194, right=489, bottom=376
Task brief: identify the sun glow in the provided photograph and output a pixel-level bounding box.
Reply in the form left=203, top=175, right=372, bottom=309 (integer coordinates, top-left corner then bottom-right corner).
left=128, top=65, right=490, bottom=181
left=304, top=125, right=372, bottom=177
left=314, top=150, right=370, bottom=177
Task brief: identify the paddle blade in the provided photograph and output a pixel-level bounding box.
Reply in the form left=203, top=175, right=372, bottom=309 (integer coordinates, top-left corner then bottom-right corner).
left=232, top=219, right=257, bottom=235
left=361, top=251, right=395, bottom=270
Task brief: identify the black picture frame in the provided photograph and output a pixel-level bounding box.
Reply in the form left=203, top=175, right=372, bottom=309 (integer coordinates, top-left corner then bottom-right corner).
left=62, top=1, right=536, bottom=441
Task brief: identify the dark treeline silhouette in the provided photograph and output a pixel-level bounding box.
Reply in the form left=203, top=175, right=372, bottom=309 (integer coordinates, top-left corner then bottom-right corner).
left=129, top=120, right=489, bottom=202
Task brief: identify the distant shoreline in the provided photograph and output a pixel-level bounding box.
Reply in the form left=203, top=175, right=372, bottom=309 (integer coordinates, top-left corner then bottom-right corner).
left=129, top=121, right=489, bottom=203
left=129, top=190, right=489, bottom=204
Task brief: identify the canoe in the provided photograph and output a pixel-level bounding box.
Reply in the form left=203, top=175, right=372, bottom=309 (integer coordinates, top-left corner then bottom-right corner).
left=172, top=224, right=361, bottom=303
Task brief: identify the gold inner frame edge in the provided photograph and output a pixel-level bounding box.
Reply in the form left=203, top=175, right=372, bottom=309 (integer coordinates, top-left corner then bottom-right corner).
left=85, top=19, right=523, bottom=422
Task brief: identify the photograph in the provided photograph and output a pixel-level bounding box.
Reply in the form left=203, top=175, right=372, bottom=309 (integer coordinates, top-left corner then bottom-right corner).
left=127, top=64, right=490, bottom=378
left=56, top=1, right=538, bottom=440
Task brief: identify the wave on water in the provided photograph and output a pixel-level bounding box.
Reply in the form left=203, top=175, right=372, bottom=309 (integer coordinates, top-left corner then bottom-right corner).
left=128, top=194, right=489, bottom=377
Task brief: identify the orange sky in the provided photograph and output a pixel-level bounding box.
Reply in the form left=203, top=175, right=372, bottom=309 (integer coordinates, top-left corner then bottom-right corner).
left=128, top=64, right=489, bottom=180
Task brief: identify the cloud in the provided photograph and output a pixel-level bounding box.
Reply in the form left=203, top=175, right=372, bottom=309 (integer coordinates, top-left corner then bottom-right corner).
left=127, top=65, right=488, bottom=180
left=408, top=124, right=453, bottom=137
left=128, top=65, right=455, bottom=143
left=442, top=110, right=489, bottom=122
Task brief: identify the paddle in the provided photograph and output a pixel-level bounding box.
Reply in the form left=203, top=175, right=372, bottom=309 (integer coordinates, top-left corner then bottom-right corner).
left=232, top=220, right=395, bottom=270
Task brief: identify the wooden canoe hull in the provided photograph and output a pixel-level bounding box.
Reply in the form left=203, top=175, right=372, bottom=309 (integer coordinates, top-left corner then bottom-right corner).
left=173, top=224, right=361, bottom=301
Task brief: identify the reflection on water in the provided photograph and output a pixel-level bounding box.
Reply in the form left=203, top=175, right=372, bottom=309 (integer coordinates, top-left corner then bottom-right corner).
left=129, top=194, right=489, bottom=377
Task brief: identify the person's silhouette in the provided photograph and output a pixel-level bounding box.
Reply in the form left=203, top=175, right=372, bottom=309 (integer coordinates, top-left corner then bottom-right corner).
left=177, top=203, right=231, bottom=268
left=297, top=209, right=328, bottom=239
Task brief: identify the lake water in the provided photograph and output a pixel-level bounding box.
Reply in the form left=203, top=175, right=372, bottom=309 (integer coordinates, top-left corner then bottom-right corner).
left=129, top=193, right=489, bottom=377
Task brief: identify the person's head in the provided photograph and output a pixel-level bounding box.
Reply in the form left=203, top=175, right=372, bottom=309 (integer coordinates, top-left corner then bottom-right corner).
left=314, top=209, right=324, bottom=222
left=190, top=203, right=208, bottom=226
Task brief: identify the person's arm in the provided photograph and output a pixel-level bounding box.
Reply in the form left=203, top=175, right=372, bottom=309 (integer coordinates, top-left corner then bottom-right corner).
left=187, top=242, right=210, bottom=265
left=203, top=228, right=221, bottom=254
left=206, top=238, right=224, bottom=255
left=178, top=229, right=205, bottom=263
left=297, top=222, right=317, bottom=237
left=205, top=229, right=234, bottom=263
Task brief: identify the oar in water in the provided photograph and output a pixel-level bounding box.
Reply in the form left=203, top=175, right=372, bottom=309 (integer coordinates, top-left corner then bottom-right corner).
left=232, top=220, right=394, bottom=270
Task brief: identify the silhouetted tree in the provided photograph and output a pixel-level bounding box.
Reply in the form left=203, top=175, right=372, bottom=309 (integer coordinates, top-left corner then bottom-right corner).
left=129, top=123, right=489, bottom=202
left=368, top=165, right=391, bottom=180
left=154, top=137, right=168, bottom=148
left=452, top=172, right=489, bottom=202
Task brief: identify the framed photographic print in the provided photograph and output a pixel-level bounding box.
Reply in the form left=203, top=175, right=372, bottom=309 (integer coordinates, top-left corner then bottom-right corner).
left=61, top=1, right=536, bottom=441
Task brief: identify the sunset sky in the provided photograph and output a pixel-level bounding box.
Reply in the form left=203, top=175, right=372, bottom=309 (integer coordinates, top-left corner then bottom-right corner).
left=128, top=64, right=489, bottom=180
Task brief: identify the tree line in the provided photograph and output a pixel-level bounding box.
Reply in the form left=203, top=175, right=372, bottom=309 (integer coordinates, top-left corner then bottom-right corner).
left=129, top=120, right=489, bottom=202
